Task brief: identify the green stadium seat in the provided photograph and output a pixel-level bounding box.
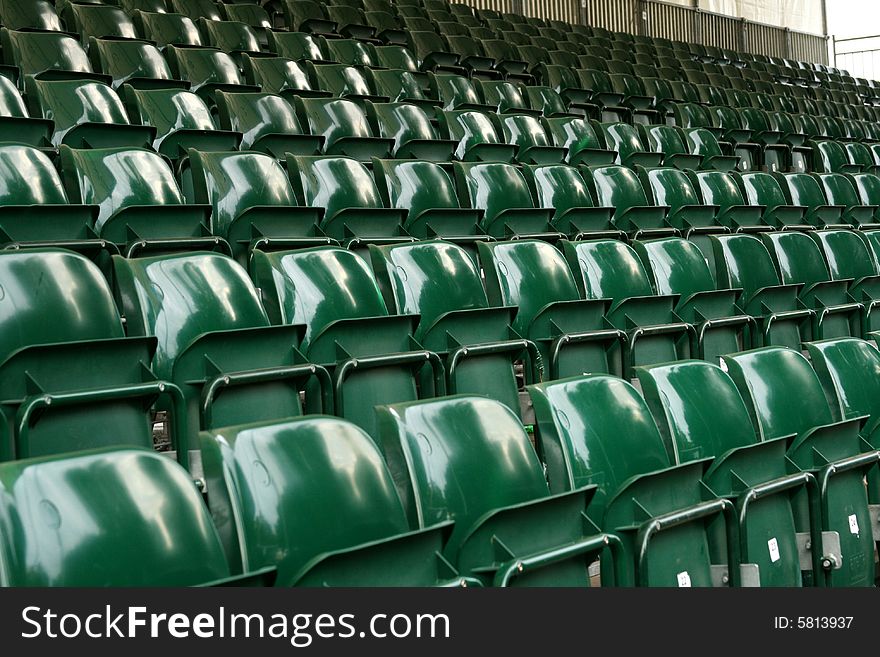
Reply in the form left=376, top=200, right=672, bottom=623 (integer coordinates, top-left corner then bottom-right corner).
left=223, top=3, right=272, bottom=48
left=722, top=347, right=879, bottom=586
left=772, top=172, right=848, bottom=229
left=201, top=415, right=469, bottom=586
left=324, top=38, right=377, bottom=67
left=528, top=374, right=740, bottom=586
left=812, top=139, right=863, bottom=174
left=123, top=86, right=241, bottom=160
left=452, top=161, right=558, bottom=239
left=541, top=116, right=616, bottom=166
left=562, top=239, right=694, bottom=375
left=135, top=11, right=203, bottom=48
left=241, top=55, right=331, bottom=101
left=114, top=251, right=323, bottom=445
left=687, top=170, right=769, bottom=232
left=200, top=19, right=262, bottom=56
left=370, top=240, right=536, bottom=416
left=366, top=68, right=439, bottom=117
left=88, top=37, right=188, bottom=91
left=481, top=40, right=531, bottom=82
left=282, top=0, right=337, bottom=35
left=594, top=121, right=663, bottom=168
left=375, top=395, right=614, bottom=586
left=365, top=11, right=407, bottom=45
left=580, top=164, right=672, bottom=238
left=636, top=360, right=824, bottom=586
left=308, top=62, right=388, bottom=105
left=286, top=154, right=407, bottom=243
left=479, top=239, right=625, bottom=379
left=28, top=78, right=155, bottom=149
left=760, top=231, right=863, bottom=339
left=814, top=172, right=879, bottom=229
left=408, top=30, right=462, bottom=73
left=371, top=158, right=484, bottom=241
left=443, top=35, right=496, bottom=79
left=638, top=124, right=703, bottom=170
left=736, top=171, right=810, bottom=230
left=1, top=29, right=107, bottom=88
left=437, top=109, right=516, bottom=162
left=0, top=0, right=63, bottom=32
left=185, top=149, right=329, bottom=265
left=266, top=30, right=331, bottom=63
left=429, top=72, right=492, bottom=112
left=164, top=45, right=258, bottom=105
left=251, top=245, right=441, bottom=435
left=477, top=80, right=534, bottom=116
left=711, top=234, right=815, bottom=348
left=0, top=75, right=52, bottom=147
left=365, top=102, right=455, bottom=161
left=325, top=5, right=375, bottom=41
left=65, top=3, right=138, bottom=42
left=571, top=69, right=630, bottom=122
left=490, top=113, right=565, bottom=164
left=170, top=0, right=222, bottom=22
left=293, top=97, right=393, bottom=161
left=679, top=127, right=740, bottom=172
left=0, top=448, right=268, bottom=586
left=536, top=64, right=600, bottom=117
left=849, top=172, right=880, bottom=227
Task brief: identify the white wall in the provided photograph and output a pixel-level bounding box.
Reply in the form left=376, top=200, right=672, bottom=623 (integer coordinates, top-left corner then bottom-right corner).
left=654, top=0, right=824, bottom=35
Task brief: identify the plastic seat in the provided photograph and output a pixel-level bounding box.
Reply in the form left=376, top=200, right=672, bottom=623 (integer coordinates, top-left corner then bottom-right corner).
left=638, top=124, right=703, bottom=170
left=324, top=38, right=377, bottom=67
left=711, top=234, right=815, bottom=349
left=481, top=40, right=530, bottom=82
left=223, top=4, right=272, bottom=47
left=637, top=167, right=723, bottom=249
left=65, top=3, right=138, bottom=42
left=437, top=109, right=516, bottom=162
left=722, top=347, right=878, bottom=587
left=490, top=113, right=565, bottom=164
left=371, top=44, right=420, bottom=72
left=201, top=416, right=467, bottom=586
left=376, top=395, right=615, bottom=585
left=250, top=246, right=440, bottom=435
left=123, top=87, right=241, bottom=160
left=286, top=155, right=407, bottom=243
left=528, top=374, right=739, bottom=586
left=453, top=161, right=557, bottom=240
left=135, top=11, right=203, bottom=48
left=59, top=146, right=220, bottom=257
left=293, top=97, right=393, bottom=161
left=573, top=69, right=631, bottom=122
left=595, top=122, right=662, bottom=169
left=282, top=0, right=337, bottom=35
left=542, top=116, right=616, bottom=166
left=169, top=0, right=222, bottom=22
left=687, top=170, right=769, bottom=233
left=114, top=251, right=323, bottom=445
left=0, top=448, right=266, bottom=586
left=813, top=139, right=862, bottom=174
left=581, top=164, right=672, bottom=239
left=635, top=360, right=824, bottom=586
left=29, top=78, right=155, bottom=149
left=308, top=63, right=388, bottom=105
left=366, top=68, right=439, bottom=117
left=1, top=29, right=106, bottom=89
left=678, top=127, right=740, bottom=172
left=325, top=5, right=375, bottom=41
left=479, top=239, right=625, bottom=379
left=370, top=240, right=537, bottom=417
left=214, top=90, right=323, bottom=158
left=848, top=172, right=880, bottom=227
left=810, top=229, right=880, bottom=334
left=365, top=102, right=455, bottom=161
left=365, top=10, right=407, bottom=45
left=444, top=35, right=495, bottom=78
left=761, top=231, right=863, bottom=339
left=520, top=163, right=618, bottom=240
left=200, top=19, right=262, bottom=56
left=164, top=45, right=257, bottom=105
left=477, top=80, right=533, bottom=116
left=0, top=75, right=52, bottom=147
left=186, top=149, right=329, bottom=265
left=736, top=171, right=810, bottom=230
left=241, top=55, right=330, bottom=102
left=536, top=64, right=599, bottom=116
left=408, top=30, right=461, bottom=73
left=88, top=37, right=187, bottom=91
left=371, top=158, right=483, bottom=241
left=842, top=142, right=880, bottom=175
left=773, top=172, right=849, bottom=229
left=562, top=239, right=694, bottom=375
left=266, top=31, right=330, bottom=63
left=0, top=0, right=63, bottom=32
left=430, top=73, right=491, bottom=112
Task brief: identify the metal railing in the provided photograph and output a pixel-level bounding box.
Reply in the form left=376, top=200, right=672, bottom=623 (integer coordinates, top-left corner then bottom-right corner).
left=833, top=34, right=880, bottom=80
left=457, top=0, right=830, bottom=64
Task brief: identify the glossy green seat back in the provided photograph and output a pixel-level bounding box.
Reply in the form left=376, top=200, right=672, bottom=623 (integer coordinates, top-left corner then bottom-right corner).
left=188, top=150, right=297, bottom=236
left=722, top=347, right=833, bottom=440
left=368, top=69, right=427, bottom=103
left=0, top=144, right=68, bottom=205
left=0, top=76, right=27, bottom=118
left=525, top=86, right=568, bottom=116
left=59, top=146, right=184, bottom=232
left=778, top=172, right=828, bottom=209
left=691, top=170, right=746, bottom=209
left=642, top=125, right=687, bottom=157
left=529, top=375, right=670, bottom=510
left=440, top=109, right=503, bottom=160
left=433, top=73, right=481, bottom=109
left=372, top=158, right=461, bottom=224
left=712, top=234, right=781, bottom=297
left=760, top=231, right=830, bottom=287
left=90, top=38, right=177, bottom=89
left=215, top=91, right=305, bottom=151
left=807, top=338, right=880, bottom=425
left=527, top=163, right=596, bottom=220
left=544, top=116, right=602, bottom=150
left=634, top=237, right=716, bottom=298
left=288, top=155, right=382, bottom=219
left=138, top=11, right=203, bottom=48
left=815, top=140, right=850, bottom=172
left=480, top=239, right=581, bottom=336
left=0, top=448, right=230, bottom=586
left=850, top=172, right=880, bottom=206
left=114, top=252, right=270, bottom=380
left=739, top=171, right=788, bottom=211
left=453, top=161, right=535, bottom=220
left=202, top=19, right=261, bottom=54
left=563, top=239, right=654, bottom=301
left=127, top=87, right=217, bottom=139
left=166, top=45, right=243, bottom=90
left=243, top=56, right=317, bottom=95
left=376, top=396, right=549, bottom=530
left=479, top=80, right=528, bottom=113
left=70, top=4, right=137, bottom=40
left=0, top=0, right=62, bottom=31
left=269, top=31, right=327, bottom=61
left=588, top=164, right=649, bottom=217
left=811, top=229, right=878, bottom=280
left=30, top=79, right=131, bottom=146
left=250, top=246, right=388, bottom=344
left=496, top=113, right=551, bottom=150
left=171, top=0, right=222, bottom=21
left=643, top=167, right=701, bottom=210
left=325, top=38, right=375, bottom=67
left=202, top=416, right=411, bottom=582
left=311, top=63, right=373, bottom=98
left=296, top=97, right=373, bottom=148
left=369, top=102, right=438, bottom=150
left=225, top=3, right=272, bottom=28
left=683, top=128, right=724, bottom=157
left=816, top=172, right=861, bottom=207
left=2, top=29, right=93, bottom=82
left=597, top=122, right=644, bottom=164
left=370, top=240, right=488, bottom=333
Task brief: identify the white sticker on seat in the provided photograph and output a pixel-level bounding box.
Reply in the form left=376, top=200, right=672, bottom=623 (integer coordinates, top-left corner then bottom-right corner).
left=849, top=513, right=860, bottom=535
left=676, top=571, right=692, bottom=587
left=768, top=537, right=780, bottom=562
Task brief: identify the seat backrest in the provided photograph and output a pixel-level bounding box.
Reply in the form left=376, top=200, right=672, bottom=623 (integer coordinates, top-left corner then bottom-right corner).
left=202, top=19, right=261, bottom=54
left=29, top=79, right=131, bottom=146
left=215, top=90, right=306, bottom=151
left=721, top=347, right=834, bottom=440
left=325, top=38, right=376, bottom=67
left=690, top=170, right=747, bottom=209
left=372, top=158, right=461, bottom=225
left=367, top=102, right=438, bottom=152
left=495, top=113, right=552, bottom=152
left=370, top=240, right=488, bottom=336
left=242, top=56, right=318, bottom=96
left=295, top=97, right=372, bottom=148
left=310, top=62, right=374, bottom=98
left=811, top=228, right=879, bottom=280
left=479, top=239, right=581, bottom=336
left=760, top=230, right=831, bottom=287
left=287, top=154, right=383, bottom=218
left=124, top=87, right=219, bottom=152
left=137, top=11, right=203, bottom=48
left=114, top=252, right=270, bottom=379
left=478, top=79, right=528, bottom=113
left=268, top=30, right=328, bottom=61
left=89, top=37, right=177, bottom=89
left=453, top=161, right=536, bottom=221
left=585, top=164, right=649, bottom=217
left=524, top=163, right=597, bottom=220
left=641, top=166, right=701, bottom=210
left=712, top=234, right=782, bottom=296
left=596, top=122, right=645, bottom=164
left=0, top=448, right=230, bottom=586
left=69, top=4, right=138, bottom=41
left=814, top=172, right=861, bottom=208
left=187, top=150, right=298, bottom=236
left=636, top=360, right=758, bottom=464
left=738, top=171, right=788, bottom=210
left=641, top=125, right=687, bottom=157
left=202, top=416, right=413, bottom=583
left=562, top=239, right=654, bottom=301
left=807, top=337, right=880, bottom=425
left=165, top=45, right=244, bottom=91
left=375, top=395, right=550, bottom=531
left=633, top=237, right=717, bottom=298
left=1, top=29, right=93, bottom=84
left=777, top=172, right=828, bottom=209
left=0, top=143, right=69, bottom=206
left=543, top=116, right=603, bottom=153
left=59, top=146, right=185, bottom=232
left=249, top=246, right=388, bottom=345
left=0, top=0, right=63, bottom=31
left=367, top=69, right=427, bottom=103
left=439, top=109, right=504, bottom=160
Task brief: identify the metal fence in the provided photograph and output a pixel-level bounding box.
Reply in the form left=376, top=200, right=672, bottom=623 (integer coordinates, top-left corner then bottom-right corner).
left=457, top=0, right=829, bottom=64
left=833, top=35, right=880, bottom=80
